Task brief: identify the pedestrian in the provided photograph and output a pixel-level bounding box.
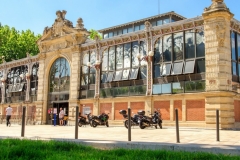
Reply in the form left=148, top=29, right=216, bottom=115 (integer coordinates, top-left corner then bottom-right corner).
left=59, top=108, right=64, bottom=126
left=6, top=105, right=13, bottom=127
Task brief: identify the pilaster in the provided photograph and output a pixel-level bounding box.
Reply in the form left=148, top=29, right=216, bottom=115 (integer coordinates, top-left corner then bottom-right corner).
left=203, top=0, right=234, bottom=129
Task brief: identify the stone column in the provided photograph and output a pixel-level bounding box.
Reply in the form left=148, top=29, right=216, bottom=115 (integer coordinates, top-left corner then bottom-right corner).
left=1, top=79, right=6, bottom=104
left=69, top=45, right=81, bottom=121
left=35, top=53, right=46, bottom=124
left=203, top=0, right=234, bottom=129
left=25, top=73, right=31, bottom=102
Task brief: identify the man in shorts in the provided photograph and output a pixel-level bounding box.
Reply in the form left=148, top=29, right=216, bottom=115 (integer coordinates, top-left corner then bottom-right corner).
left=6, top=105, right=13, bottom=127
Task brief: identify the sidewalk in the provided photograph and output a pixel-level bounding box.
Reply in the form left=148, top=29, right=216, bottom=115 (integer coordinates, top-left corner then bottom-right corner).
left=1, top=124, right=240, bottom=155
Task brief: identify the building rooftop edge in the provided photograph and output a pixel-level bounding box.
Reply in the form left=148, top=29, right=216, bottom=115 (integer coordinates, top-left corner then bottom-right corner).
left=98, top=11, right=186, bottom=33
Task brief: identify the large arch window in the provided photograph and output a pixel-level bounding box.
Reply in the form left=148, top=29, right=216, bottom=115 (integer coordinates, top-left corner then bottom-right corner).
left=6, top=65, right=28, bottom=103
left=153, top=30, right=205, bottom=94
left=49, top=58, right=70, bottom=101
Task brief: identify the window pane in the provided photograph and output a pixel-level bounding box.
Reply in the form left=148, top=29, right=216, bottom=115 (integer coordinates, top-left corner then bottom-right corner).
left=103, top=33, right=108, bottom=39
left=118, top=30, right=122, bottom=35
left=231, top=32, right=236, bottom=60
left=172, top=82, right=184, bottom=94
left=107, top=72, right=114, bottom=82
left=89, top=74, right=95, bottom=84
left=154, top=64, right=160, bottom=78
left=232, top=62, right=237, bottom=75
left=129, top=85, right=146, bottom=95
left=154, top=38, right=162, bottom=64
left=81, top=75, right=88, bottom=85
left=173, top=32, right=183, bottom=61
left=108, top=32, right=113, bottom=38
left=128, top=27, right=133, bottom=33
left=134, top=25, right=139, bottom=31
left=90, top=52, right=96, bottom=73
left=113, top=87, right=129, bottom=97
left=140, top=66, right=147, bottom=79
left=238, top=64, right=240, bottom=76
left=163, top=34, right=172, bottom=62
left=161, top=63, right=171, bottom=76
left=102, top=50, right=108, bottom=71
left=116, top=45, right=123, bottom=69
left=101, top=72, right=108, bottom=83
left=185, top=30, right=195, bottom=59
left=171, top=62, right=183, bottom=75
left=196, top=31, right=205, bottom=57
left=113, top=31, right=118, bottom=37
left=82, top=66, right=88, bottom=74
left=132, top=41, right=139, bottom=67
left=140, top=24, right=145, bottom=30
left=108, top=47, right=115, bottom=70
left=153, top=84, right=161, bottom=94
left=114, top=70, right=122, bottom=81
left=123, top=28, right=128, bottom=34
left=129, top=68, right=139, bottom=79
left=163, top=18, right=170, bottom=24
left=82, top=53, right=89, bottom=65
left=157, top=20, right=162, bottom=26
left=197, top=58, right=205, bottom=73
left=152, top=21, right=156, bottom=27
left=162, top=83, right=171, bottom=94
left=184, top=60, right=195, bottom=74
left=100, top=88, right=112, bottom=98
left=122, top=69, right=130, bottom=80
left=140, top=41, right=147, bottom=66
left=238, top=34, right=240, bottom=58
left=123, top=43, right=131, bottom=68
left=185, top=81, right=196, bottom=92
left=196, top=80, right=205, bottom=92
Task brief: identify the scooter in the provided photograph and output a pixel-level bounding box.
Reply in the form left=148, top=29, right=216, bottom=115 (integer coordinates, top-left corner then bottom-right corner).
left=78, top=113, right=92, bottom=127
left=119, top=110, right=140, bottom=129
left=91, top=113, right=109, bottom=128
left=138, top=110, right=163, bottom=129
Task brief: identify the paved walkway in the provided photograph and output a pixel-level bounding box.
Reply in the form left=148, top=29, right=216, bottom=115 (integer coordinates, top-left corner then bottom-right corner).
left=0, top=123, right=240, bottom=155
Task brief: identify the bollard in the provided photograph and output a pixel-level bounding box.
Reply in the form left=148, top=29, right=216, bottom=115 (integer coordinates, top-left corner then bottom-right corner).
left=128, top=108, right=131, bottom=141
left=175, top=109, right=180, bottom=143
left=216, top=109, right=220, bottom=141
left=75, top=106, right=79, bottom=139
left=21, top=106, right=26, bottom=137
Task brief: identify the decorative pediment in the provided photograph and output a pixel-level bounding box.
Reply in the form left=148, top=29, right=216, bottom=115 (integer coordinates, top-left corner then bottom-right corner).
left=37, top=10, right=89, bottom=53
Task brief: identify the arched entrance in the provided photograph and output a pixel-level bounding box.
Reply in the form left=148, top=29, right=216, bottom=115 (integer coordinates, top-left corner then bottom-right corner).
left=47, top=57, right=70, bottom=125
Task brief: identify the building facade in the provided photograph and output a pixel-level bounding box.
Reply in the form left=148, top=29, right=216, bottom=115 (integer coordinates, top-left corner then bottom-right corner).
left=0, top=0, right=240, bottom=129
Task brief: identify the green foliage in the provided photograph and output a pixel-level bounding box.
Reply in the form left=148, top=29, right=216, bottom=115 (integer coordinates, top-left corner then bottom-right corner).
left=0, top=24, right=41, bottom=63
left=0, top=139, right=239, bottom=160
left=89, top=29, right=102, bottom=40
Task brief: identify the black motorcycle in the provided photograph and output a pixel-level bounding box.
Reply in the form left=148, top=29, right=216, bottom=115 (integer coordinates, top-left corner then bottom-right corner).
left=138, top=110, right=163, bottom=129
left=91, top=113, right=109, bottom=128
left=119, top=110, right=140, bottom=129
left=78, top=113, right=92, bottom=127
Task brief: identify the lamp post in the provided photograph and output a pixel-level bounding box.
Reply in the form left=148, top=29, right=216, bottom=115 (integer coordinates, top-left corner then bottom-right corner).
left=136, top=51, right=154, bottom=62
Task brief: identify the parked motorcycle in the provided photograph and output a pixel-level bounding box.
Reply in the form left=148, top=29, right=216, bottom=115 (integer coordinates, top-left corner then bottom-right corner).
left=78, top=113, right=92, bottom=127
left=119, top=110, right=140, bottom=129
left=138, top=110, right=163, bottom=129
left=91, top=113, right=109, bottom=128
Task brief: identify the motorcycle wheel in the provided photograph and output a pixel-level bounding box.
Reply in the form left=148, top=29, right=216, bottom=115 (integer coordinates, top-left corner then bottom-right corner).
left=92, top=120, right=97, bottom=128
left=78, top=122, right=82, bottom=127
left=124, top=120, right=129, bottom=129
left=106, top=121, right=109, bottom=127
left=158, top=121, right=162, bottom=129
left=139, top=121, right=146, bottom=129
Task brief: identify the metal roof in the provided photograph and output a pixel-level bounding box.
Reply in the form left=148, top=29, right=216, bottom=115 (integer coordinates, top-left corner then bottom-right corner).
left=98, top=11, right=186, bottom=33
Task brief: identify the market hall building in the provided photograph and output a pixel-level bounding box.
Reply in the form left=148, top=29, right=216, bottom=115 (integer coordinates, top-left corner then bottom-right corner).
left=0, top=0, right=240, bottom=129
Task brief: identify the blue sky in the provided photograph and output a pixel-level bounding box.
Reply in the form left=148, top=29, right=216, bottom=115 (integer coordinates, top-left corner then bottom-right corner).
left=0, top=0, right=239, bottom=35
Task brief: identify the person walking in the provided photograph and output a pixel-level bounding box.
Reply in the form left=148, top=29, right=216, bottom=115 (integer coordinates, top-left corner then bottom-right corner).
left=59, top=108, right=64, bottom=126
left=6, top=105, right=13, bottom=127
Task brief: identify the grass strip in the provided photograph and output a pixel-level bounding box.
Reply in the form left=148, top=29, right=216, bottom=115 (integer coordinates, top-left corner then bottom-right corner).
left=0, top=139, right=239, bottom=160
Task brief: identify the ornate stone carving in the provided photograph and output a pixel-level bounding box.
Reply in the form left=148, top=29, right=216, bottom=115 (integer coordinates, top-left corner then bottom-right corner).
left=204, top=0, right=229, bottom=12
left=76, top=18, right=86, bottom=31
left=38, top=53, right=46, bottom=60
left=71, top=45, right=81, bottom=52
left=216, top=22, right=226, bottom=47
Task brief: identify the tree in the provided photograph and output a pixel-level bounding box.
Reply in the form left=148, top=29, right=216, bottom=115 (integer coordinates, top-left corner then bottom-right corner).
left=0, top=25, right=41, bottom=63
left=89, top=29, right=102, bottom=40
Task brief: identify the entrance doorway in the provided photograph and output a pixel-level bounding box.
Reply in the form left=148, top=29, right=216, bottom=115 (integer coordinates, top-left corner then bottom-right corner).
left=47, top=102, right=68, bottom=125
